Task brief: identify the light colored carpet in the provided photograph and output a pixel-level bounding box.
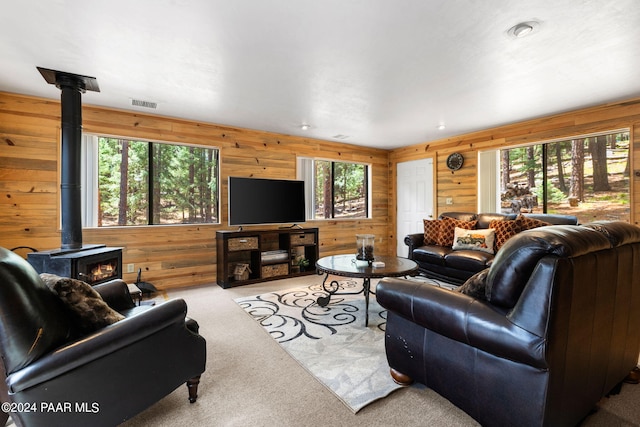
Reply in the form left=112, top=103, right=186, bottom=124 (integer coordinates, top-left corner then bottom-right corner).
left=234, top=280, right=402, bottom=413
left=118, top=275, right=640, bottom=427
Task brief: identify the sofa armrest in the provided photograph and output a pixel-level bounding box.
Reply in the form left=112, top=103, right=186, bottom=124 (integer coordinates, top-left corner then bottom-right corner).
left=7, top=299, right=190, bottom=393
left=404, top=233, right=425, bottom=258
left=93, top=278, right=136, bottom=311
left=376, top=278, right=547, bottom=368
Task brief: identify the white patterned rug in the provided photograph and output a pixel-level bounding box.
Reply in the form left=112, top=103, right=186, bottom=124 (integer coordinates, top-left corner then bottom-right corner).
left=234, top=279, right=402, bottom=413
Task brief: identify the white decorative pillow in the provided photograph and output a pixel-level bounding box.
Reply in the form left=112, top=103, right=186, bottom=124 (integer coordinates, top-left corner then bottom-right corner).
left=452, top=227, right=495, bottom=254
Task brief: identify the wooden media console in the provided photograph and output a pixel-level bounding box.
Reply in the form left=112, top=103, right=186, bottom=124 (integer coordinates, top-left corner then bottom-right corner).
left=216, top=228, right=319, bottom=288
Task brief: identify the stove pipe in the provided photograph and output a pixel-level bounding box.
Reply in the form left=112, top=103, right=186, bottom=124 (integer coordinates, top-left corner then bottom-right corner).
left=38, top=67, right=100, bottom=250
left=59, top=76, right=84, bottom=249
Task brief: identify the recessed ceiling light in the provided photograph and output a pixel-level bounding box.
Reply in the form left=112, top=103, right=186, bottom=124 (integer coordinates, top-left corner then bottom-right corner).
left=508, top=21, right=539, bottom=38
left=513, top=23, right=533, bottom=37
left=300, top=124, right=311, bottom=130
left=437, top=124, right=446, bottom=130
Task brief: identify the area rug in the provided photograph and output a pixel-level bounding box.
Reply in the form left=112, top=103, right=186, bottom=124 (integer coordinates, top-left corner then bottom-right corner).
left=234, top=279, right=402, bottom=413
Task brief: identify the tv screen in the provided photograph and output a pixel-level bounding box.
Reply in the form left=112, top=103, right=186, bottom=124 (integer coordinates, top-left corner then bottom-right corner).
left=228, top=177, right=306, bottom=226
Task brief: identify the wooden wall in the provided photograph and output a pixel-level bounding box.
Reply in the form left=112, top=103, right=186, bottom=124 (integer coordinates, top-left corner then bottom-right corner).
left=4, top=90, right=640, bottom=290
left=389, top=97, right=640, bottom=228
left=0, top=92, right=390, bottom=289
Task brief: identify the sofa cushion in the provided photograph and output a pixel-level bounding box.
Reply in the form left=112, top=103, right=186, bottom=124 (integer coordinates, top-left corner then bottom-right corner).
left=40, top=273, right=125, bottom=334
left=524, top=213, right=578, bottom=225
left=490, top=219, right=520, bottom=251
left=423, top=219, right=441, bottom=245
left=484, top=234, right=555, bottom=308
left=452, top=227, right=495, bottom=254
left=584, top=221, right=640, bottom=248
left=485, top=225, right=610, bottom=308
left=475, top=213, right=515, bottom=229
left=413, top=245, right=451, bottom=266
left=440, top=212, right=477, bottom=222
left=445, top=249, right=494, bottom=272
left=436, top=217, right=477, bottom=246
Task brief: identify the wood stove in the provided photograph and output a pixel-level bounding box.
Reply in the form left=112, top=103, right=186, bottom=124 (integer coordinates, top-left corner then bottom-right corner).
left=28, top=244, right=122, bottom=285
left=26, top=67, right=124, bottom=286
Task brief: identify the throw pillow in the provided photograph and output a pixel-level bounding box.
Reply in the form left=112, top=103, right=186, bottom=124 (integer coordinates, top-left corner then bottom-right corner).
left=517, top=214, right=551, bottom=231
left=436, top=217, right=477, bottom=247
left=452, top=227, right=495, bottom=254
left=490, top=219, right=520, bottom=251
left=457, top=268, right=489, bottom=300
left=423, top=219, right=441, bottom=245
left=40, top=273, right=125, bottom=334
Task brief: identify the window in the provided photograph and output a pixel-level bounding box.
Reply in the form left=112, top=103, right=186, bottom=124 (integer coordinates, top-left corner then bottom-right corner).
left=82, top=135, right=219, bottom=226
left=297, top=158, right=371, bottom=219
left=480, top=130, right=629, bottom=222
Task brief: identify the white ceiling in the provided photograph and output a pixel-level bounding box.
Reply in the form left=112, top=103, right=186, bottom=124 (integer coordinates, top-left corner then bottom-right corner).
left=2, top=0, right=640, bottom=149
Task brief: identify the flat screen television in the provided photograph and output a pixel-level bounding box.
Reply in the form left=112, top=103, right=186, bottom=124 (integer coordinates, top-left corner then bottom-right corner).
left=228, top=177, right=306, bottom=226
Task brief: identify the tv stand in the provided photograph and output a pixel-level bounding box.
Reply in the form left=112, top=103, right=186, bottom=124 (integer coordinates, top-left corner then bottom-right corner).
left=216, top=227, right=319, bottom=288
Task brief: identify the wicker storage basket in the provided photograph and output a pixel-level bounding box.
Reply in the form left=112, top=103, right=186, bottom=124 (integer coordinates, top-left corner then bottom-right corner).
left=261, top=263, right=288, bottom=278
left=228, top=237, right=259, bottom=251
left=290, top=233, right=315, bottom=245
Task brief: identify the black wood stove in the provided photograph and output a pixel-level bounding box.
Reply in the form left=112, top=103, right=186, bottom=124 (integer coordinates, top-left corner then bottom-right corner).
left=27, top=68, right=123, bottom=286
left=27, top=244, right=122, bottom=286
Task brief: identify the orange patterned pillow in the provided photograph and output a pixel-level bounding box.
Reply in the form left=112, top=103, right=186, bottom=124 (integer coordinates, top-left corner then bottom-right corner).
left=423, top=219, right=441, bottom=245
left=489, top=219, right=520, bottom=251
left=517, top=214, right=551, bottom=231
left=436, top=217, right=477, bottom=246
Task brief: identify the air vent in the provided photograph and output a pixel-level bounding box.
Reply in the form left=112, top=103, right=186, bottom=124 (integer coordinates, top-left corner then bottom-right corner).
left=131, top=99, right=158, bottom=109
left=332, top=134, right=350, bottom=140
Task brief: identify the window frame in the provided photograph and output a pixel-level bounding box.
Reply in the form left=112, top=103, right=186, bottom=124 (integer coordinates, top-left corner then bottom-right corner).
left=478, top=128, right=630, bottom=221
left=297, top=157, right=373, bottom=220
left=81, top=133, right=221, bottom=227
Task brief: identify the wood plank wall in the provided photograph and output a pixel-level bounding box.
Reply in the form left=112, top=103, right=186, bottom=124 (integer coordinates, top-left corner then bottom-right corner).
left=389, top=97, right=640, bottom=228
left=0, top=92, right=389, bottom=289
left=4, top=90, right=640, bottom=290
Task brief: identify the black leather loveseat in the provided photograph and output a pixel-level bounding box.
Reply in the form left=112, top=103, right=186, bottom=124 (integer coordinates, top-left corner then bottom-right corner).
left=405, top=212, right=578, bottom=284
left=378, top=221, right=640, bottom=427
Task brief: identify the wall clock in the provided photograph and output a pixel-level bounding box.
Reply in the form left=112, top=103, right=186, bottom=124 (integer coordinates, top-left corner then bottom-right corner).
left=446, top=152, right=464, bottom=171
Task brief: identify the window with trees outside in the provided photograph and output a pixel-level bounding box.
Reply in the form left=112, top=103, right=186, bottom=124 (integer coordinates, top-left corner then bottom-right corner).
left=297, top=158, right=371, bottom=219
left=81, top=135, right=219, bottom=226
left=491, top=130, right=629, bottom=222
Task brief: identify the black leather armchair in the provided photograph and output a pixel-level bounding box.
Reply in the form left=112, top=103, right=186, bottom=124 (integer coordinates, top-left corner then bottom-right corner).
left=0, top=247, right=206, bottom=427
left=378, top=221, right=640, bottom=427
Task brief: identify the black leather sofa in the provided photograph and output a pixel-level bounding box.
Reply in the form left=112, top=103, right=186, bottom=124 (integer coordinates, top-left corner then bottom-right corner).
left=378, top=221, right=640, bottom=427
left=0, top=247, right=207, bottom=427
left=405, top=212, right=578, bottom=284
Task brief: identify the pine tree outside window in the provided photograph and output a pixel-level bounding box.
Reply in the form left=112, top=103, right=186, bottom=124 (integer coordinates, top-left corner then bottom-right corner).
left=297, top=158, right=371, bottom=219
left=82, top=135, right=219, bottom=226
left=497, top=130, right=629, bottom=222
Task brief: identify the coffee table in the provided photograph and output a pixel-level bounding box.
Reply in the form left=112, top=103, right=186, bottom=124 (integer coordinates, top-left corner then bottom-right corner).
left=315, top=254, right=419, bottom=326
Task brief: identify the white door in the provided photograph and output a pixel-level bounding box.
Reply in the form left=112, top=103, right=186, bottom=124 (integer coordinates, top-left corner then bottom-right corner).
left=396, top=158, right=434, bottom=257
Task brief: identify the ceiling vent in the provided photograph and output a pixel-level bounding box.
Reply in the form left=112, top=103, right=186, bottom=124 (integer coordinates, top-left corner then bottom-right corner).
left=332, top=134, right=350, bottom=140
left=131, top=99, right=158, bottom=109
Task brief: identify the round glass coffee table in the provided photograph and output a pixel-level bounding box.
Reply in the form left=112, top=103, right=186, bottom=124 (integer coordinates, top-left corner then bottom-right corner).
left=315, top=254, right=418, bottom=326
